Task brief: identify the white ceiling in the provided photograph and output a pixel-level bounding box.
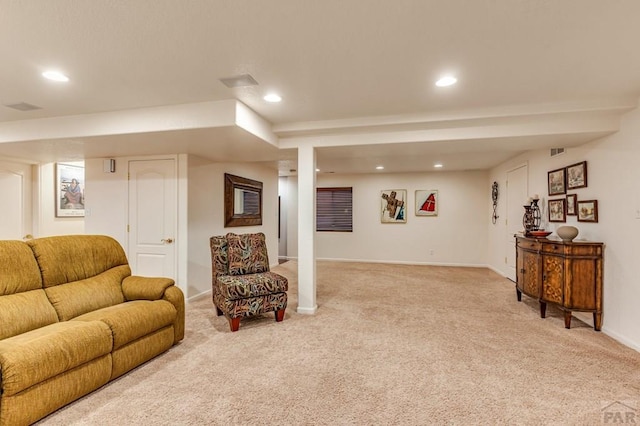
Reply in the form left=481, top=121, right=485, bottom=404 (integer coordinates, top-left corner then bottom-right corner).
left=1, top=0, right=639, bottom=173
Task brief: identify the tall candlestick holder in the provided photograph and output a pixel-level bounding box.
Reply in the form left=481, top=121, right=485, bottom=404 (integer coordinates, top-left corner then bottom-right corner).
left=530, top=198, right=541, bottom=231
left=523, top=204, right=535, bottom=235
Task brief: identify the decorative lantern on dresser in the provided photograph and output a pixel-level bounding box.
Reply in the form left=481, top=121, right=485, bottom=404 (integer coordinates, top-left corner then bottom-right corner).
left=515, top=235, right=603, bottom=331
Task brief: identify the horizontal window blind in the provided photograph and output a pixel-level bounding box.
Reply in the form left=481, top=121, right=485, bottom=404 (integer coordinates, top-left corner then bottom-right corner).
left=317, top=187, right=352, bottom=232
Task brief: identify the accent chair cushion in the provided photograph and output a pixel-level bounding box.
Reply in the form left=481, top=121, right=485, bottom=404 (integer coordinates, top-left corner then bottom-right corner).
left=216, top=271, right=288, bottom=300
left=226, top=232, right=270, bottom=276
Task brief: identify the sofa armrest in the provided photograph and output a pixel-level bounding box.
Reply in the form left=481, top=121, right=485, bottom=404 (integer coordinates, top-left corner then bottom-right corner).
left=122, top=276, right=175, bottom=301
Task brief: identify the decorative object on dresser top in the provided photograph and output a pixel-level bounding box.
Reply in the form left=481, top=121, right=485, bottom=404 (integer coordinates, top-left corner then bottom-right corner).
left=515, top=235, right=603, bottom=331
left=556, top=225, right=579, bottom=242
left=522, top=194, right=546, bottom=236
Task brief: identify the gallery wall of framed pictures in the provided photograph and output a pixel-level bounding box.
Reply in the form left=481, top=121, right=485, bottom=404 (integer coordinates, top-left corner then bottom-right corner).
left=546, top=160, right=597, bottom=223
left=380, top=189, right=439, bottom=223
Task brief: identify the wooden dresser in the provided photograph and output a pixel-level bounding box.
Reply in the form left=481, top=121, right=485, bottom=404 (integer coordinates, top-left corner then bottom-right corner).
left=515, top=235, right=603, bottom=331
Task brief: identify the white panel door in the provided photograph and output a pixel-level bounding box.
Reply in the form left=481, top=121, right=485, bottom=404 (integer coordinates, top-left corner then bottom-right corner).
left=0, top=161, right=32, bottom=240
left=128, top=159, right=176, bottom=279
left=505, top=164, right=528, bottom=281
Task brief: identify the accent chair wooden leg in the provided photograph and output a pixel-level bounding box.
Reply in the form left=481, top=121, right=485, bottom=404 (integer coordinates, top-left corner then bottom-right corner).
left=229, top=317, right=241, bottom=332
left=215, top=306, right=223, bottom=316
left=540, top=302, right=547, bottom=318
left=516, top=288, right=522, bottom=302
left=275, top=309, right=285, bottom=322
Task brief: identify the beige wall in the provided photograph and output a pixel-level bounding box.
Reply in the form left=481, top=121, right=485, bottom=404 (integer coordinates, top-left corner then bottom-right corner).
left=488, top=106, right=640, bottom=351
left=284, top=170, right=489, bottom=266
left=85, top=154, right=278, bottom=300
left=186, top=156, right=279, bottom=299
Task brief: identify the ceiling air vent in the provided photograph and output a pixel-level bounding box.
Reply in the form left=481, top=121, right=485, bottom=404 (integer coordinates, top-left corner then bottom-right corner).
left=550, top=148, right=565, bottom=157
left=219, top=74, right=259, bottom=88
left=4, top=102, right=42, bottom=111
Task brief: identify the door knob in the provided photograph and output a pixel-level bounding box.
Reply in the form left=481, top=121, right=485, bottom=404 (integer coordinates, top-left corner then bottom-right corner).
left=161, top=238, right=174, bottom=244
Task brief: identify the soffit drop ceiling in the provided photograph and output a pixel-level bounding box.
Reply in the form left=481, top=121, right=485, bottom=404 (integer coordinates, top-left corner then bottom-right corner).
left=0, top=1, right=639, bottom=170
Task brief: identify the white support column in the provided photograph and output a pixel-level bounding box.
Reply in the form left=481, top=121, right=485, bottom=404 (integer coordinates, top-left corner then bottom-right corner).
left=297, top=144, right=317, bottom=314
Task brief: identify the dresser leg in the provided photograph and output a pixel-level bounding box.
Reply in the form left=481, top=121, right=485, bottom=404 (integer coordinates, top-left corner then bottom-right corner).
left=516, top=288, right=522, bottom=302
left=540, top=302, right=546, bottom=318
left=594, top=312, right=602, bottom=331
left=564, top=311, right=572, bottom=329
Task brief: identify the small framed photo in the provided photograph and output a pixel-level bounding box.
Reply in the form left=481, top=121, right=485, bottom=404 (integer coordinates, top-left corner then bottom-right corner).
left=566, top=194, right=577, bottom=216
left=415, top=190, right=438, bottom=216
left=548, top=199, right=566, bottom=223
left=548, top=167, right=566, bottom=196
left=566, top=161, right=587, bottom=190
left=577, top=200, right=598, bottom=222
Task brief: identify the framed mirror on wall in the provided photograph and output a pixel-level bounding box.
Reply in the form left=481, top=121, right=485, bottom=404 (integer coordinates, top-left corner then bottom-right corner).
left=224, top=173, right=263, bottom=227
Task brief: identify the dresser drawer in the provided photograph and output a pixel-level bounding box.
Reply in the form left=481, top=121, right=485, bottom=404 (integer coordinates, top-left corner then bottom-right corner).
left=541, top=242, right=564, bottom=254
left=517, top=239, right=540, bottom=251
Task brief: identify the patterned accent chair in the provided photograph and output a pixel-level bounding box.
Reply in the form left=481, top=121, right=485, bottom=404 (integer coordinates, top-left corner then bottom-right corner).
left=210, top=232, right=288, bottom=332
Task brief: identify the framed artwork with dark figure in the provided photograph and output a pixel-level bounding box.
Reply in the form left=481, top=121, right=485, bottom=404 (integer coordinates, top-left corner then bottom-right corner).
left=577, top=200, right=598, bottom=222
left=56, top=163, right=85, bottom=217
left=567, top=161, right=587, bottom=190
left=566, top=194, right=577, bottom=215
left=548, top=168, right=566, bottom=196
left=548, top=199, right=566, bottom=223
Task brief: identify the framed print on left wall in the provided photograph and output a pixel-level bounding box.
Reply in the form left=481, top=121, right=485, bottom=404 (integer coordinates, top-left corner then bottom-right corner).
left=56, top=163, right=85, bottom=217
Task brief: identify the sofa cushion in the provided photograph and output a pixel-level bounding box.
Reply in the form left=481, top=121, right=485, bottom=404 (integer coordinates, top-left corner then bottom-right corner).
left=0, top=289, right=59, bottom=340
left=0, top=240, right=43, bottom=295
left=44, top=265, right=129, bottom=321
left=73, top=300, right=177, bottom=349
left=226, top=232, right=270, bottom=276
left=0, top=320, right=112, bottom=396
left=27, top=235, right=129, bottom=287
left=216, top=272, right=288, bottom=300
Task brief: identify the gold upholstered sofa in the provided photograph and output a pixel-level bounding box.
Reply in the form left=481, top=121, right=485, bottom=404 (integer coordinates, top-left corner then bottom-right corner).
left=0, top=235, right=185, bottom=425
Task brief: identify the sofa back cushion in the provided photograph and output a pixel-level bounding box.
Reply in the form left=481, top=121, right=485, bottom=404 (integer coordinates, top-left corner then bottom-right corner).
left=226, top=232, right=270, bottom=276
left=27, top=235, right=130, bottom=320
left=0, top=240, right=58, bottom=339
left=0, top=240, right=44, bottom=295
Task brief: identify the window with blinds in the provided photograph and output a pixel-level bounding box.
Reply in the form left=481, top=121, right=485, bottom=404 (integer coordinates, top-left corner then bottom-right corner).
left=316, top=187, right=353, bottom=232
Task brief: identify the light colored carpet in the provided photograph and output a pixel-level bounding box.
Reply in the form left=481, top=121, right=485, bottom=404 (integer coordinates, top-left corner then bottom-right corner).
left=38, top=261, right=640, bottom=425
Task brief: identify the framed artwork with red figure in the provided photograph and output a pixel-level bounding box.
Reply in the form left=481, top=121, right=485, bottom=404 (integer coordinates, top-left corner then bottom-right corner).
left=415, top=190, right=438, bottom=216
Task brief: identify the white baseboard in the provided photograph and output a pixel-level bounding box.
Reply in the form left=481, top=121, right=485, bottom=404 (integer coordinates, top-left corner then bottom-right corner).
left=187, top=289, right=211, bottom=303
left=296, top=305, right=318, bottom=315
left=315, top=257, right=487, bottom=268
left=601, top=327, right=640, bottom=353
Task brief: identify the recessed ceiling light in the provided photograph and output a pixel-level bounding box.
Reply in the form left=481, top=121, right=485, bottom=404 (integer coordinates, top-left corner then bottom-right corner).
left=435, top=76, right=457, bottom=87
left=376, top=165, right=384, bottom=170
left=263, top=93, right=282, bottom=103
left=42, top=71, right=69, bottom=82
left=434, top=163, right=444, bottom=168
